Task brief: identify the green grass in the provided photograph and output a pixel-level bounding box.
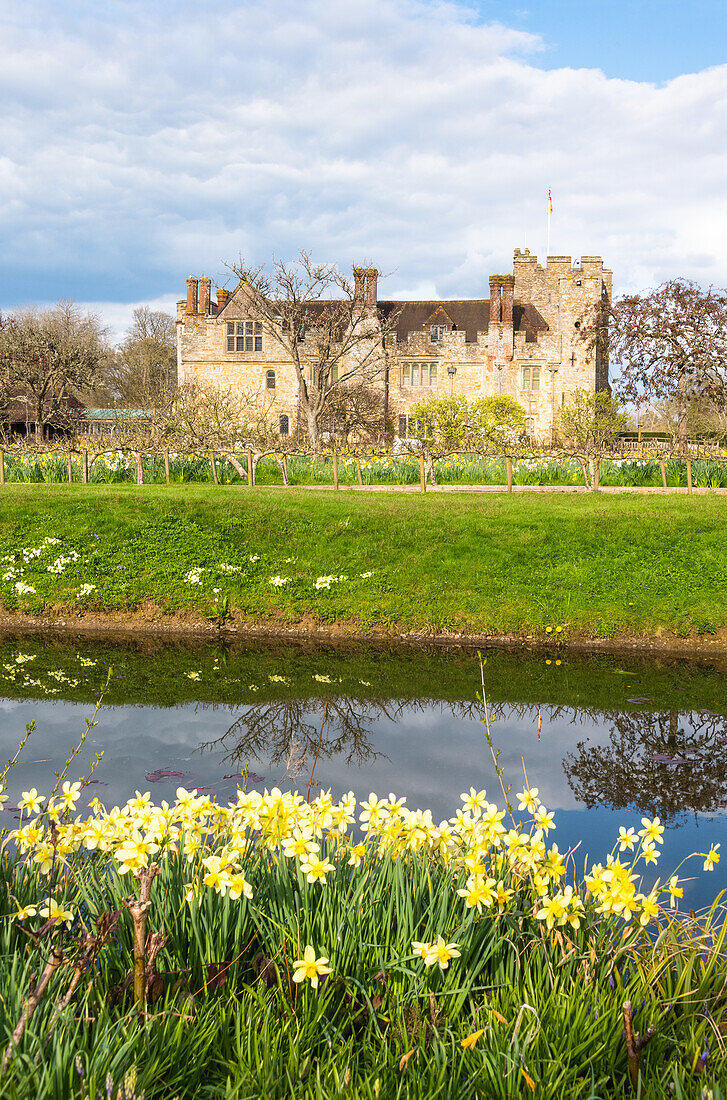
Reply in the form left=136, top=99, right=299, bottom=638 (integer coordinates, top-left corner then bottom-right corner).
left=1, top=485, right=726, bottom=642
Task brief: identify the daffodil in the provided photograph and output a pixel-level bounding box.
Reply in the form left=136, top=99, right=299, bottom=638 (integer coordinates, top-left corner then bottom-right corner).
left=424, top=936, right=460, bottom=970
left=13, top=904, right=37, bottom=921
left=411, top=940, right=430, bottom=960
left=18, top=789, right=45, bottom=815
left=617, top=826, right=638, bottom=852
left=39, top=898, right=74, bottom=927
left=667, top=876, right=683, bottom=903
left=292, top=946, right=331, bottom=990
left=639, top=816, right=665, bottom=845
left=703, top=844, right=720, bottom=871
left=461, top=1028, right=485, bottom=1050
left=60, top=781, right=82, bottom=811
left=457, top=877, right=496, bottom=912
left=299, top=855, right=334, bottom=884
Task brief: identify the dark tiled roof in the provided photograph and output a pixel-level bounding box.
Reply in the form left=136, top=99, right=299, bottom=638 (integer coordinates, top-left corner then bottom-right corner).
left=380, top=300, right=548, bottom=344
left=218, top=293, right=548, bottom=345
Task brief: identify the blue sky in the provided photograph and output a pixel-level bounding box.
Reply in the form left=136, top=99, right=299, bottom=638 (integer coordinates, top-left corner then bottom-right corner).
left=477, top=1, right=726, bottom=82
left=1, top=0, right=726, bottom=337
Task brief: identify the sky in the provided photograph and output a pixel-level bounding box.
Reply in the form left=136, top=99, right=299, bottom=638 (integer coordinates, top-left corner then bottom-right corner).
left=1, top=0, right=726, bottom=339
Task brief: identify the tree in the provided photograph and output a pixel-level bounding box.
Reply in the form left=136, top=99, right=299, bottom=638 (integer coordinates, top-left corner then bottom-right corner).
left=583, top=279, right=727, bottom=447
left=107, top=307, right=176, bottom=407
left=408, top=394, right=469, bottom=450
left=468, top=395, right=526, bottom=448
left=557, top=388, right=628, bottom=490
left=224, top=252, right=399, bottom=444
left=319, top=381, right=389, bottom=443
left=0, top=301, right=107, bottom=441
left=563, top=709, right=727, bottom=821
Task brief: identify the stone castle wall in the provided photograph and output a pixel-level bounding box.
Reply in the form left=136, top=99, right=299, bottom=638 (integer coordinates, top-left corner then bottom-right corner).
left=177, top=250, right=612, bottom=441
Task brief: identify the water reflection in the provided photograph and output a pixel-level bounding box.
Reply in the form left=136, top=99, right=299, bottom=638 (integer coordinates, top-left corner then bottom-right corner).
left=563, top=709, right=727, bottom=820
left=201, top=697, right=394, bottom=788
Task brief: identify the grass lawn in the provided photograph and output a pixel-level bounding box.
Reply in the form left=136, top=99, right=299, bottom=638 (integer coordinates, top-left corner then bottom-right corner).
left=0, top=485, right=725, bottom=641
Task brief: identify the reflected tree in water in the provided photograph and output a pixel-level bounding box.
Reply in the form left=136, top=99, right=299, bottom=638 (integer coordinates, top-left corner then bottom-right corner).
left=200, top=696, right=400, bottom=784
left=563, top=710, right=727, bottom=820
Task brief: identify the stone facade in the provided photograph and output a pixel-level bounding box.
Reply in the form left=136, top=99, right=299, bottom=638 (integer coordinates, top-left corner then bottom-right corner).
left=176, top=249, right=612, bottom=441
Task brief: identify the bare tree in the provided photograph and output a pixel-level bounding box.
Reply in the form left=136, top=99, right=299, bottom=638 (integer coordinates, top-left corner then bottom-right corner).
left=582, top=279, right=727, bottom=447
left=106, top=307, right=176, bottom=407
left=0, top=301, right=107, bottom=441
left=224, top=252, right=399, bottom=444
left=320, top=380, right=389, bottom=442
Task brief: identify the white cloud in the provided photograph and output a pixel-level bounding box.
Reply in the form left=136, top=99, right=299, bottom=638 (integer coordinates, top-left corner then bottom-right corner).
left=1, top=0, right=726, bottom=333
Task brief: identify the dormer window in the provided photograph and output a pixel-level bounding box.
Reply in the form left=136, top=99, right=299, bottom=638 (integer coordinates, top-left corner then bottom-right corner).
left=430, top=325, right=447, bottom=343
left=226, top=321, right=263, bottom=352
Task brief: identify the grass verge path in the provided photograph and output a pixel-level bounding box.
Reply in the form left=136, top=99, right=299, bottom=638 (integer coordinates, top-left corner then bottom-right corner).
left=0, top=484, right=725, bottom=646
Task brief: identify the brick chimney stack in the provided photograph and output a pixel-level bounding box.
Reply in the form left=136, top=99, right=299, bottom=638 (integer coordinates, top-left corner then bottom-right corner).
left=488, top=275, right=502, bottom=324
left=501, top=274, right=515, bottom=360
left=186, top=277, right=198, bottom=314
left=365, top=268, right=378, bottom=310
left=353, top=267, right=365, bottom=310
left=216, top=288, right=231, bottom=310
left=198, top=277, right=211, bottom=314
left=488, top=275, right=502, bottom=360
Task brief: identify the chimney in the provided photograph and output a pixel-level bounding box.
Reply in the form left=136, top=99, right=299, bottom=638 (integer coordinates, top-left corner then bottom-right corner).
left=198, top=277, right=211, bottom=314
left=488, top=275, right=502, bottom=324
left=353, top=267, right=365, bottom=310
left=501, top=274, right=515, bottom=360
left=365, top=268, right=378, bottom=310
left=186, top=276, right=198, bottom=314
left=216, top=287, right=231, bottom=310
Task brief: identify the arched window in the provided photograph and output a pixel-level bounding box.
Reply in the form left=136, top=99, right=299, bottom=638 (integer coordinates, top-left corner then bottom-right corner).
left=279, top=414, right=289, bottom=436
left=266, top=370, right=276, bottom=389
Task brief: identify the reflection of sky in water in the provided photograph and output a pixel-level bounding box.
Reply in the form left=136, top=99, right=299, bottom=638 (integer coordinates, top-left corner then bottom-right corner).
left=1, top=696, right=724, bottom=911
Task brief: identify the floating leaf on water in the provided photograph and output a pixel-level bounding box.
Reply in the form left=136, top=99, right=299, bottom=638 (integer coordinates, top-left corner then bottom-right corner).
left=627, top=697, right=652, bottom=703
left=145, top=769, right=186, bottom=783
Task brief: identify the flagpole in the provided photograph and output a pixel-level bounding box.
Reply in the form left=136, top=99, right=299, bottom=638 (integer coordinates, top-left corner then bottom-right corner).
left=546, top=190, right=551, bottom=257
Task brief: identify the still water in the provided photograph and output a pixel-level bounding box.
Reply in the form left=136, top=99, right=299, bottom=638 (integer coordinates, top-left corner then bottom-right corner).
left=0, top=635, right=725, bottom=910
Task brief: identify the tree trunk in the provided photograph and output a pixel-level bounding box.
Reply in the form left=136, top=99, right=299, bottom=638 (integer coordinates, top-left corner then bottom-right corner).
left=355, top=455, right=363, bottom=488
left=0, top=449, right=5, bottom=486
left=686, top=457, right=693, bottom=494
left=506, top=456, right=513, bottom=493
left=246, top=448, right=253, bottom=487
left=67, top=453, right=73, bottom=484
left=209, top=452, right=219, bottom=485
left=420, top=453, right=426, bottom=493
left=135, top=453, right=144, bottom=485
left=332, top=447, right=338, bottom=490
left=82, top=450, right=89, bottom=484
left=577, top=458, right=592, bottom=490
left=660, top=457, right=667, bottom=489
left=163, top=450, right=170, bottom=485
left=589, top=456, right=600, bottom=491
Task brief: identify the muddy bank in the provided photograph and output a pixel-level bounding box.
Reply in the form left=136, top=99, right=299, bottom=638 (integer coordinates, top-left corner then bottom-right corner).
left=1, top=606, right=727, bottom=661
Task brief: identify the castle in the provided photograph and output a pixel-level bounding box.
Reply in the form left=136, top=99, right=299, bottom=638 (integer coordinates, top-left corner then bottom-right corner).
left=176, top=249, right=612, bottom=440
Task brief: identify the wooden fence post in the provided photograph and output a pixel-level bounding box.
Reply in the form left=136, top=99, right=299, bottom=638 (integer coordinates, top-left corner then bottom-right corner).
left=210, top=452, right=219, bottom=486
left=660, top=457, right=667, bottom=489
left=420, top=453, right=426, bottom=493
left=332, top=448, right=339, bottom=490
left=0, top=449, right=5, bottom=486
left=355, top=455, right=363, bottom=488
left=163, top=450, right=171, bottom=485
left=686, top=458, right=693, bottom=494
left=247, top=448, right=253, bottom=487
left=506, top=456, right=513, bottom=493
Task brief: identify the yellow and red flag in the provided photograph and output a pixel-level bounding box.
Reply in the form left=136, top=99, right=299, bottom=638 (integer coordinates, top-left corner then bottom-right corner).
left=548, top=188, right=553, bottom=214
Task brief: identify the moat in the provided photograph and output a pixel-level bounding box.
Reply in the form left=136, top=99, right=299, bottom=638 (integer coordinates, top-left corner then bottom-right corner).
left=1, top=635, right=725, bottom=910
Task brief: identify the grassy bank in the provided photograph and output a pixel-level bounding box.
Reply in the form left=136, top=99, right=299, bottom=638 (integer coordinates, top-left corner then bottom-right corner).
left=0, top=485, right=726, bottom=642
